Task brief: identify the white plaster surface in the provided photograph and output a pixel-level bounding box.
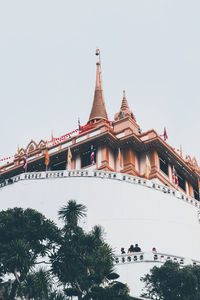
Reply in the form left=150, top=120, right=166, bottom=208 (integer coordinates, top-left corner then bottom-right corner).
left=62, top=141, right=73, bottom=149
left=89, top=130, right=100, bottom=137
left=116, top=132, right=125, bottom=138
left=97, top=146, right=101, bottom=168
left=76, top=135, right=86, bottom=143
left=117, top=261, right=163, bottom=297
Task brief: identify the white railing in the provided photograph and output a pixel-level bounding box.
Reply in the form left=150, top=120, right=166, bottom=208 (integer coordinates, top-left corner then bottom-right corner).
left=0, top=170, right=199, bottom=209
left=114, top=251, right=200, bottom=267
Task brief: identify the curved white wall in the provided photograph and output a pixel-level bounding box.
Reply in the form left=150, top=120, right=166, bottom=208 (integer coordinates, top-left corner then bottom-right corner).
left=0, top=173, right=200, bottom=297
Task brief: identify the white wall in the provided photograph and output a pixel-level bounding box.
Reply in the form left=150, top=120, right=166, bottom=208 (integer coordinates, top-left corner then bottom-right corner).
left=117, top=261, right=163, bottom=297
left=97, top=146, right=101, bottom=168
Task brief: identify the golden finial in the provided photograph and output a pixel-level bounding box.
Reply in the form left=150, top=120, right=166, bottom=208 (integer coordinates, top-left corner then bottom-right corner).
left=51, top=130, right=55, bottom=142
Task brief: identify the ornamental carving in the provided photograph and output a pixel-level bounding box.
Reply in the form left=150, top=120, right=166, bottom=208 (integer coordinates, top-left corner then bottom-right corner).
left=185, top=155, right=192, bottom=164
left=38, top=140, right=46, bottom=148
left=114, top=90, right=136, bottom=122
left=185, top=155, right=200, bottom=174
left=26, top=140, right=37, bottom=153
left=19, top=148, right=25, bottom=155
left=192, top=157, right=198, bottom=168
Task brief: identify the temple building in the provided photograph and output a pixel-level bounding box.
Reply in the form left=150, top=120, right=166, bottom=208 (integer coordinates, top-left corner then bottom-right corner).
left=1, top=50, right=200, bottom=297
left=0, top=52, right=199, bottom=201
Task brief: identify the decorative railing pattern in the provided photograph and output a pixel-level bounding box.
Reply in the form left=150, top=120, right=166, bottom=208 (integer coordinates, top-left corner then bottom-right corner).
left=114, top=251, right=200, bottom=267
left=0, top=170, right=199, bottom=209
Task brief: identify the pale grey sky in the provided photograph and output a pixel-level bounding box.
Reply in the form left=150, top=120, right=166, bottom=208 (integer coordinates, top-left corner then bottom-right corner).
left=0, top=0, right=199, bottom=163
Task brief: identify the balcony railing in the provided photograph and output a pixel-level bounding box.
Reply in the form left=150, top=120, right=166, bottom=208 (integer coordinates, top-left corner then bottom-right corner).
left=114, top=251, right=200, bottom=267
left=0, top=170, right=199, bottom=210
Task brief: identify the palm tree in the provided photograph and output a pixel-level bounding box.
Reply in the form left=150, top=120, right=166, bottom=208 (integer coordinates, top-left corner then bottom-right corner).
left=58, top=200, right=87, bottom=228
left=18, top=268, right=53, bottom=300
left=52, top=202, right=119, bottom=300
left=3, top=239, right=37, bottom=300
left=49, top=291, right=67, bottom=300
left=0, top=207, right=59, bottom=300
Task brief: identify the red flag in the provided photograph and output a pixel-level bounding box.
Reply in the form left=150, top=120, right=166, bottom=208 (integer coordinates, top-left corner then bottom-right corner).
left=172, top=166, right=179, bottom=187
left=164, top=127, right=168, bottom=141
left=23, top=154, right=28, bottom=171
left=90, top=145, right=95, bottom=165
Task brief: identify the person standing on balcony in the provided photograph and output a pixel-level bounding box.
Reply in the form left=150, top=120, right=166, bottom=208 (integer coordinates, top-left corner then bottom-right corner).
left=121, top=247, right=126, bottom=254
left=134, top=244, right=141, bottom=252
left=128, top=245, right=134, bottom=253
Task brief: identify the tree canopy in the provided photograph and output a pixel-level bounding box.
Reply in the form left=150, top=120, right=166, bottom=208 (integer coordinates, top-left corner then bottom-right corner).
left=141, top=260, right=200, bottom=300
left=0, top=207, right=59, bottom=300
left=51, top=200, right=133, bottom=300
left=0, top=201, right=133, bottom=300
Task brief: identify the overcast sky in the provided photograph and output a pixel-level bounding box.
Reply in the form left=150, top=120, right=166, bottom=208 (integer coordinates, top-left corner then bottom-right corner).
left=0, top=0, right=199, bottom=164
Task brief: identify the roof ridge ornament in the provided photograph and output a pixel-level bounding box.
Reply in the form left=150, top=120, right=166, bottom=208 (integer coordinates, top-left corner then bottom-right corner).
left=114, top=90, right=136, bottom=122
left=120, top=90, right=130, bottom=111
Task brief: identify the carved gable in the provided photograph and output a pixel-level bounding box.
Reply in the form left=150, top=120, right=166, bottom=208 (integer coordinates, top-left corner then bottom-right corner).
left=19, top=148, right=25, bottom=155
left=38, top=140, right=46, bottom=148
left=26, top=140, right=37, bottom=153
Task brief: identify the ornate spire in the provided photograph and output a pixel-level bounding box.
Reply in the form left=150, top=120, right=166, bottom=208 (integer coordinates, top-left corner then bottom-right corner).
left=120, top=90, right=130, bottom=111
left=88, top=49, right=108, bottom=123
left=114, top=90, right=136, bottom=121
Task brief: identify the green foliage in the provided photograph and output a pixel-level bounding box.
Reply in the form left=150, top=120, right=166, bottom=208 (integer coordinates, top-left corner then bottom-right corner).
left=0, top=201, right=133, bottom=300
left=141, top=260, right=200, bottom=300
left=0, top=207, right=59, bottom=300
left=58, top=199, right=87, bottom=229
left=0, top=207, right=59, bottom=257
left=50, top=221, right=115, bottom=293
left=48, top=290, right=67, bottom=300
left=2, top=239, right=36, bottom=274
left=105, top=272, right=119, bottom=280
left=64, top=287, right=81, bottom=297
left=18, top=268, right=53, bottom=299
left=51, top=200, right=132, bottom=300
left=82, top=281, right=134, bottom=300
